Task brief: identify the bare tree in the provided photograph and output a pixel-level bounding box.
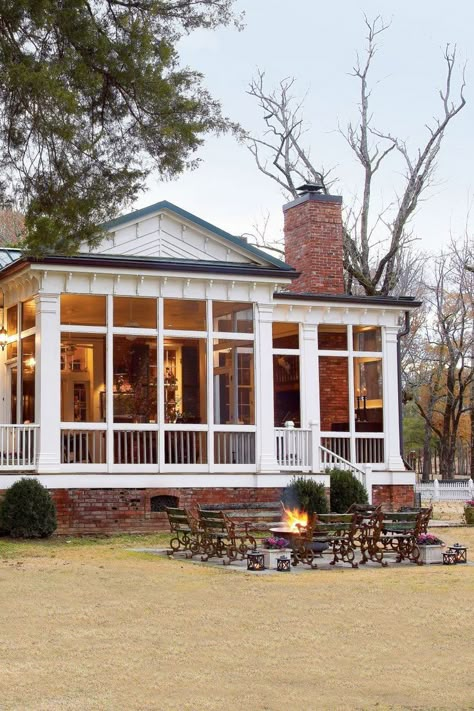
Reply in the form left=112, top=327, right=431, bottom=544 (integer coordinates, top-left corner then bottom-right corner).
left=405, top=241, right=474, bottom=478
left=246, top=16, right=466, bottom=296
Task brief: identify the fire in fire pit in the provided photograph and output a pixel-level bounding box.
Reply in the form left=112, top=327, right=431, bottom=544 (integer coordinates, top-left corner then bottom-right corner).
left=282, top=505, right=308, bottom=531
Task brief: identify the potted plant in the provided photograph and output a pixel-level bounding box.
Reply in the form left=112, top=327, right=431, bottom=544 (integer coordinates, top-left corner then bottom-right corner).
left=261, top=536, right=291, bottom=569
left=464, top=500, right=474, bottom=526
left=417, top=533, right=445, bottom=564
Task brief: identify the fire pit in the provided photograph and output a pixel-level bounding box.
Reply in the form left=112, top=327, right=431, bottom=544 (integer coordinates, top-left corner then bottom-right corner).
left=270, top=506, right=329, bottom=556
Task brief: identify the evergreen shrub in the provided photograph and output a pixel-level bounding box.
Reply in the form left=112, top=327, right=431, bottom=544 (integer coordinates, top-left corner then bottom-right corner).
left=329, top=468, right=368, bottom=513
left=0, top=478, right=57, bottom=538
left=281, top=476, right=328, bottom=515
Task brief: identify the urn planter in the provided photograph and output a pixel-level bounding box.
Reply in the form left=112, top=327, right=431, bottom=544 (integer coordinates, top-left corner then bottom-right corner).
left=262, top=548, right=292, bottom=569
left=418, top=544, right=444, bottom=565
left=464, top=506, right=474, bottom=526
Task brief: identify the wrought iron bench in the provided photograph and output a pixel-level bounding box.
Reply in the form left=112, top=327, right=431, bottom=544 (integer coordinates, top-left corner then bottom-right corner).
left=292, top=513, right=359, bottom=569
left=359, top=510, right=424, bottom=566
left=197, top=508, right=257, bottom=565
left=165, top=507, right=200, bottom=558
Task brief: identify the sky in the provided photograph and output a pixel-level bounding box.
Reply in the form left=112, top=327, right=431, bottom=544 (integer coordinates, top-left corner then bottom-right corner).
left=137, top=0, right=474, bottom=253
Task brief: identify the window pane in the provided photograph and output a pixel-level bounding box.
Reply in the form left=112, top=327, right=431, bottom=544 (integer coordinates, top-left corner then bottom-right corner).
left=7, top=340, right=17, bottom=360
left=273, top=354, right=300, bottom=426
left=61, top=294, right=106, bottom=326
left=21, top=299, right=36, bottom=331
left=113, top=297, right=157, bottom=329
left=353, top=326, right=382, bottom=352
left=272, top=323, right=299, bottom=349
left=61, top=334, right=106, bottom=422
left=213, top=302, right=253, bottom=333
left=164, top=299, right=206, bottom=331
left=318, top=325, right=347, bottom=350
left=354, top=357, right=383, bottom=432
left=21, top=335, right=35, bottom=422
left=213, top=339, right=254, bottom=424
left=319, top=355, right=349, bottom=432
left=164, top=338, right=206, bottom=423
left=113, top=336, right=157, bottom=423
left=7, top=305, right=17, bottom=336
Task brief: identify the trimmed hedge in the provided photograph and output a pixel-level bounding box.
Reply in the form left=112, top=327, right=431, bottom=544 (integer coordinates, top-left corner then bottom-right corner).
left=329, top=468, right=368, bottom=513
left=0, top=478, right=57, bottom=538
left=281, top=476, right=328, bottom=515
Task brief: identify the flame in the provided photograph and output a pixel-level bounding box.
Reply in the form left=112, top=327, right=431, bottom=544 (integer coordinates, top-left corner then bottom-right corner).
left=282, top=505, right=308, bottom=531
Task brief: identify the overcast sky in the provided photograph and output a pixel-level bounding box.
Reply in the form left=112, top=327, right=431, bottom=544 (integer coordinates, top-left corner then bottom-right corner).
left=138, top=0, right=473, bottom=253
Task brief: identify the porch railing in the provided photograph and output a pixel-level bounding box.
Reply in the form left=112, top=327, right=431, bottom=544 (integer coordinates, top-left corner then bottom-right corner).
left=274, top=428, right=311, bottom=471
left=62, top=429, right=106, bottom=464
left=0, top=424, right=38, bottom=470
left=214, top=431, right=255, bottom=465
left=319, top=444, right=366, bottom=485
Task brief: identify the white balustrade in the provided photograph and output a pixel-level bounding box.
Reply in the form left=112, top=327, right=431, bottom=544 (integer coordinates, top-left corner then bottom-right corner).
left=0, top=424, right=38, bottom=470
left=319, top=444, right=366, bottom=485
left=214, top=431, right=255, bottom=465
left=165, top=429, right=207, bottom=465
left=274, top=427, right=311, bottom=470
left=62, top=429, right=106, bottom=464
left=355, top=436, right=385, bottom=464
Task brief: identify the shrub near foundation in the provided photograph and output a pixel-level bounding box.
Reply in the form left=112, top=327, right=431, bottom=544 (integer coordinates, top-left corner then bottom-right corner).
left=329, top=468, right=368, bottom=513
left=281, top=476, right=328, bottom=515
left=0, top=478, right=57, bottom=538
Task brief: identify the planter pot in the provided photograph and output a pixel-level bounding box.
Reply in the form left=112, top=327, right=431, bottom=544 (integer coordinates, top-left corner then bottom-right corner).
left=464, top=506, right=474, bottom=526
left=262, top=548, right=292, bottom=569
left=418, top=545, right=444, bottom=565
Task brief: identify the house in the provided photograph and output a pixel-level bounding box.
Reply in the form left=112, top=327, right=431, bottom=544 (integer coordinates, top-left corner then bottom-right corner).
left=0, top=186, right=420, bottom=533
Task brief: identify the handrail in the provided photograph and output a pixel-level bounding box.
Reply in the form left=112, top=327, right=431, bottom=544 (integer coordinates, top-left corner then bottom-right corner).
left=319, top=444, right=366, bottom=484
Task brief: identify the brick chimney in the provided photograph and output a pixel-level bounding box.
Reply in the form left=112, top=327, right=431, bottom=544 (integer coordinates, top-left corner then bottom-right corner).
left=283, top=185, right=345, bottom=294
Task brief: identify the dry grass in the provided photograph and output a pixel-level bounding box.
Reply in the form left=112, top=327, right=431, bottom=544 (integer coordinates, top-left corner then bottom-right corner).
left=1, top=528, right=473, bottom=711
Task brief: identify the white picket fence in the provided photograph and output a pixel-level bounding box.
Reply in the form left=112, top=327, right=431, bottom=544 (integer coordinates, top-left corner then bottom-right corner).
left=415, top=479, right=474, bottom=501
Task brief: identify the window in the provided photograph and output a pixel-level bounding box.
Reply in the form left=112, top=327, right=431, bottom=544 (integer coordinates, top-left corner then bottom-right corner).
left=213, top=302, right=253, bottom=334
left=113, top=297, right=157, bottom=329
left=21, top=335, right=35, bottom=423
left=61, top=334, right=106, bottom=422
left=273, top=354, right=300, bottom=426
left=61, top=294, right=106, bottom=326
left=354, top=357, right=383, bottom=431
left=213, top=339, right=254, bottom=424
left=164, top=338, right=206, bottom=423
left=7, top=305, right=17, bottom=336
left=21, top=299, right=36, bottom=331
left=164, top=299, right=206, bottom=331
left=272, top=322, right=299, bottom=349
left=113, top=336, right=157, bottom=423
left=318, top=325, right=347, bottom=350
left=353, top=326, right=382, bottom=352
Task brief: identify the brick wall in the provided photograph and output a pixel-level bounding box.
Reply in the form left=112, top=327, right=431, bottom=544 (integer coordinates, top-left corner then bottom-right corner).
left=283, top=193, right=344, bottom=294
left=372, top=485, right=415, bottom=511
left=48, top=487, right=285, bottom=536
left=319, top=356, right=349, bottom=432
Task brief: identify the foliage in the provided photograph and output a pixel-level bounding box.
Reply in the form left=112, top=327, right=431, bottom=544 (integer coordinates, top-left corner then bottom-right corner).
left=417, top=533, right=444, bottom=546
left=0, top=0, right=240, bottom=254
left=0, top=478, right=57, bottom=538
left=281, top=476, right=328, bottom=515
left=328, top=468, right=368, bottom=513
left=262, top=537, right=288, bottom=550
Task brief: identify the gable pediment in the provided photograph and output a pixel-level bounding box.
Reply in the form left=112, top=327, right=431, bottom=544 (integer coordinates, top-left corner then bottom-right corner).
left=88, top=201, right=290, bottom=271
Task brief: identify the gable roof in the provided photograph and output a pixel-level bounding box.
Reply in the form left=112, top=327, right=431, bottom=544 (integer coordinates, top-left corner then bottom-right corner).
left=102, top=200, right=293, bottom=271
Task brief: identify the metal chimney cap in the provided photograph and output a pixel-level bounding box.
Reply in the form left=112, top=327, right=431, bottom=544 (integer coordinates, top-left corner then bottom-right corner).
left=296, top=182, right=324, bottom=194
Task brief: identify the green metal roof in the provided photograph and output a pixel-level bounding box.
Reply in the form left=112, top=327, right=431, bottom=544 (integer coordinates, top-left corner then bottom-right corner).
left=103, top=200, right=294, bottom=272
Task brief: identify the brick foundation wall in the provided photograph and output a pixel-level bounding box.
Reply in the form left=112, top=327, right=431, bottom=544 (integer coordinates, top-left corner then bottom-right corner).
left=283, top=193, right=344, bottom=294
left=372, top=485, right=415, bottom=511
left=48, top=487, right=286, bottom=536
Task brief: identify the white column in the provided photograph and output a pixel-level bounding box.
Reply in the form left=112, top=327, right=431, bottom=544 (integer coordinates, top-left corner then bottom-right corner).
left=35, top=293, right=61, bottom=472
left=300, top=324, right=320, bottom=472
left=255, top=303, right=279, bottom=473
left=383, top=326, right=405, bottom=471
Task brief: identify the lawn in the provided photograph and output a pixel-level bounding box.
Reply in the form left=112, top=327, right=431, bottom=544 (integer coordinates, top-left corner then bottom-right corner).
left=1, top=528, right=473, bottom=711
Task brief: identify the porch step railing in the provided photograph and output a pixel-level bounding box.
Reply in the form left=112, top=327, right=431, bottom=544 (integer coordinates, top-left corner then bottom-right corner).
left=0, top=424, right=38, bottom=470
left=319, top=444, right=366, bottom=485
